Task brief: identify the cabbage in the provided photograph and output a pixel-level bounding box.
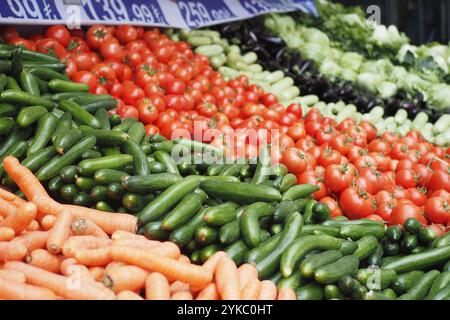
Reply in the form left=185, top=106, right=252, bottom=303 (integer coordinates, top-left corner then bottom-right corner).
left=390, top=66, right=408, bottom=82
left=301, top=43, right=326, bottom=61
left=376, top=81, right=397, bottom=99
left=319, top=60, right=342, bottom=79
left=340, top=68, right=357, bottom=82
left=325, top=48, right=342, bottom=62
left=370, top=25, right=408, bottom=48
left=340, top=13, right=366, bottom=28
left=426, top=84, right=450, bottom=111
left=301, top=27, right=330, bottom=47
left=339, top=52, right=363, bottom=71
left=397, top=44, right=417, bottom=64
left=398, top=73, right=430, bottom=94
left=356, top=72, right=383, bottom=93
left=284, top=34, right=304, bottom=49
left=360, top=61, right=379, bottom=74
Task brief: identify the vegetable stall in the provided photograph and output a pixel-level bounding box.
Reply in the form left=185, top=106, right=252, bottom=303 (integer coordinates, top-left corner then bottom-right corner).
left=0, top=0, right=449, bottom=301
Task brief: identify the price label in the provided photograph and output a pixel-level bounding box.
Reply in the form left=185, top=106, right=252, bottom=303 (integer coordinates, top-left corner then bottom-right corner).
left=0, top=0, right=61, bottom=20
left=177, top=0, right=235, bottom=28
left=239, top=0, right=308, bottom=15
left=128, top=0, right=168, bottom=25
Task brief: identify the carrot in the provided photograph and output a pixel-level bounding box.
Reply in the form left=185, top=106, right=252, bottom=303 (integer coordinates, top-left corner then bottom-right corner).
left=89, top=267, right=105, bottom=281
left=0, top=276, right=57, bottom=300
left=0, top=227, right=15, bottom=241
left=27, top=219, right=40, bottom=231
left=170, top=280, right=190, bottom=294
left=3, top=157, right=49, bottom=201
left=111, top=230, right=149, bottom=241
left=11, top=231, right=49, bottom=252
left=202, top=251, right=227, bottom=275
left=73, top=246, right=112, bottom=266
left=4, top=261, right=115, bottom=300
left=105, top=261, right=124, bottom=272
left=238, top=264, right=259, bottom=290
left=0, top=241, right=27, bottom=262
left=145, top=272, right=170, bottom=300
left=117, top=290, right=144, bottom=300
left=0, top=197, right=18, bottom=218
left=62, top=236, right=111, bottom=257
left=47, top=210, right=72, bottom=254
left=59, top=258, right=77, bottom=275
left=171, top=291, right=193, bottom=300
left=70, top=217, right=109, bottom=239
left=0, top=186, right=25, bottom=202
left=178, top=255, right=191, bottom=264
left=0, top=269, right=26, bottom=283
left=113, top=242, right=180, bottom=259
left=103, top=265, right=148, bottom=293
left=277, top=287, right=296, bottom=300
left=196, top=283, right=220, bottom=300
left=25, top=249, right=63, bottom=273
left=215, top=256, right=241, bottom=300
left=112, top=238, right=161, bottom=249
left=40, top=215, right=56, bottom=230
left=0, top=201, right=36, bottom=234
left=258, top=280, right=277, bottom=300
left=241, top=280, right=261, bottom=300
left=110, top=246, right=212, bottom=288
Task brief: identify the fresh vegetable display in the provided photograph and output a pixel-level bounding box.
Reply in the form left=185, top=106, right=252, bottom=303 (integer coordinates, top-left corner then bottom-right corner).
left=0, top=0, right=449, bottom=300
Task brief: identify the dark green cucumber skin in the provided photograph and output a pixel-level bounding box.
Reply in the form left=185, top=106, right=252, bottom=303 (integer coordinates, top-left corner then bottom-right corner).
left=382, top=246, right=450, bottom=273
left=36, top=135, right=97, bottom=181
left=398, top=270, right=440, bottom=300
left=27, top=112, right=58, bottom=156
left=296, top=283, right=324, bottom=300
left=77, top=154, right=133, bottom=176
left=51, top=112, right=72, bottom=143
left=1, top=89, right=55, bottom=109
left=17, top=106, right=48, bottom=127
left=353, top=235, right=379, bottom=260
left=391, top=271, right=426, bottom=294
left=339, top=224, right=385, bottom=240
left=314, top=255, right=360, bottom=284
left=282, top=184, right=319, bottom=201
left=0, top=140, right=29, bottom=178
left=122, top=139, right=149, bottom=176
left=339, top=240, right=358, bottom=255
left=127, top=122, right=146, bottom=144
left=53, top=129, right=83, bottom=155
left=94, top=108, right=111, bottom=130
left=161, top=192, right=206, bottom=231
left=154, top=150, right=179, bottom=175
left=59, top=165, right=78, bottom=183
left=195, top=226, right=218, bottom=246
left=203, top=204, right=237, bottom=227
left=0, top=127, right=32, bottom=158
left=169, top=207, right=207, bottom=246
left=0, top=117, right=15, bottom=136
left=241, top=202, right=275, bottom=248
left=426, top=271, right=450, bottom=300
left=199, top=244, right=221, bottom=263
left=94, top=169, right=129, bottom=185
left=225, top=240, right=249, bottom=266
left=302, top=225, right=340, bottom=237
left=355, top=269, right=397, bottom=290
left=79, top=127, right=129, bottom=146
left=277, top=272, right=303, bottom=291
left=75, top=176, right=97, bottom=193
left=121, top=173, right=182, bottom=193
left=251, top=146, right=270, bottom=184
left=300, top=250, right=343, bottom=278
left=324, top=285, right=345, bottom=300
left=200, top=180, right=282, bottom=204
left=59, top=100, right=101, bottom=129
left=219, top=219, right=241, bottom=244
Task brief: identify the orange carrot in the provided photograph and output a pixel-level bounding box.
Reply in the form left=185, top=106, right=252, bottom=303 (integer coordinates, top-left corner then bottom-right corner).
left=0, top=186, right=25, bottom=202
left=59, top=258, right=77, bottom=275
left=0, top=197, right=18, bottom=218
left=0, top=227, right=15, bottom=241
left=11, top=231, right=49, bottom=252
left=215, top=256, right=241, bottom=300
left=171, top=291, right=193, bottom=300
left=0, top=276, right=56, bottom=300
left=40, top=215, right=56, bottom=231
left=47, top=210, right=72, bottom=254
left=73, top=246, right=112, bottom=266
left=88, top=267, right=105, bottom=281
left=112, top=242, right=180, bottom=259
left=4, top=261, right=115, bottom=300
left=202, top=251, right=227, bottom=275
left=117, top=290, right=144, bottom=300
left=145, top=272, right=170, bottom=300
left=25, top=249, right=63, bottom=273
left=258, top=280, right=277, bottom=300
left=3, top=157, right=49, bottom=201
left=241, top=280, right=261, bottom=300
left=112, top=238, right=161, bottom=249
left=0, top=201, right=36, bottom=234
left=0, top=241, right=27, bottom=262
left=105, top=261, right=124, bottom=272
left=170, top=280, right=190, bottom=294
left=27, top=219, right=40, bottom=231
left=196, top=283, right=220, bottom=300
left=62, top=236, right=111, bottom=257
left=277, top=287, right=296, bottom=300
left=0, top=269, right=26, bottom=283
left=103, top=265, right=148, bottom=293
left=110, top=246, right=212, bottom=288
left=70, top=217, right=109, bottom=239
left=238, top=264, right=259, bottom=290
left=111, top=230, right=148, bottom=241
left=178, top=255, right=191, bottom=264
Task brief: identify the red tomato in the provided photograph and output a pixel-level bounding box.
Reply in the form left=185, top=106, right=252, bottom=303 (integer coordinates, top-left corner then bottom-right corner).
left=318, top=147, right=342, bottom=167
left=45, top=25, right=71, bottom=47
left=67, top=37, right=89, bottom=53
left=425, top=197, right=450, bottom=224
left=115, top=25, right=138, bottom=44
left=395, top=169, right=417, bottom=189
left=86, top=25, right=113, bottom=49
left=144, top=124, right=160, bottom=136
left=390, top=202, right=427, bottom=226
left=72, top=71, right=97, bottom=93
left=100, top=39, right=124, bottom=61
left=122, top=80, right=145, bottom=105
left=320, top=196, right=343, bottom=218
left=296, top=170, right=328, bottom=200
left=71, top=52, right=93, bottom=71
left=281, top=148, right=308, bottom=174
left=36, top=38, right=66, bottom=58
left=286, top=103, right=302, bottom=119
left=1, top=26, right=19, bottom=42
left=339, top=187, right=375, bottom=219
left=117, top=105, right=139, bottom=119
left=428, top=170, right=450, bottom=192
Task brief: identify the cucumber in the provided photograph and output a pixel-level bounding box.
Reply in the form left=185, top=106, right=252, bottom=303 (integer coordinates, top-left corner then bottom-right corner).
left=195, top=226, right=218, bottom=246
left=383, top=245, right=450, bottom=273
left=277, top=272, right=303, bottom=291
left=59, top=165, right=78, bottom=183
left=53, top=129, right=83, bottom=155
left=0, top=117, right=15, bottom=136
left=392, top=271, right=426, bottom=294
left=36, top=135, right=97, bottom=181
left=311, top=203, right=331, bottom=222
left=282, top=184, right=319, bottom=201
left=280, top=234, right=342, bottom=277
left=363, top=291, right=393, bottom=300
left=200, top=244, right=221, bottom=263
left=273, top=200, right=296, bottom=223
left=59, top=100, right=101, bottom=128
left=95, top=201, right=114, bottom=212
left=162, top=192, right=206, bottom=231
left=219, top=219, right=241, bottom=244
left=219, top=163, right=245, bottom=177
left=94, top=108, right=111, bottom=130
left=30, top=66, right=68, bottom=81
left=48, top=79, right=89, bottom=93
left=72, top=193, right=92, bottom=207
left=302, top=199, right=317, bottom=225
left=77, top=155, right=133, bottom=176
left=404, top=218, right=422, bottom=234
left=339, top=240, right=358, bottom=255
left=419, top=228, right=437, bottom=244
left=106, top=183, right=125, bottom=201
left=386, top=225, right=403, bottom=241
left=16, top=106, right=48, bottom=127
left=251, top=145, right=270, bottom=184
left=90, top=185, right=108, bottom=202
left=122, top=139, right=149, bottom=176
left=400, top=234, right=419, bottom=253
left=225, top=240, right=249, bottom=265
left=142, top=221, right=169, bottom=241
left=0, top=140, right=29, bottom=178
left=0, top=103, right=17, bottom=118
left=1, top=89, right=55, bottom=109
left=19, top=69, right=40, bottom=96
left=324, top=284, right=345, bottom=300
left=435, top=232, right=450, bottom=248
left=337, top=275, right=359, bottom=296
left=302, top=225, right=340, bottom=237
left=27, top=113, right=57, bottom=156
left=383, top=288, right=398, bottom=299
left=339, top=224, right=385, bottom=240
left=256, top=212, right=303, bottom=279
left=314, top=255, right=359, bottom=284
left=121, top=173, right=182, bottom=193
left=0, top=126, right=32, bottom=157
left=153, top=150, right=179, bottom=175
left=300, top=250, right=343, bottom=278
left=60, top=184, right=78, bottom=203
left=270, top=224, right=283, bottom=235
left=47, top=176, right=64, bottom=198
left=296, top=283, right=324, bottom=300
left=353, top=235, right=379, bottom=260
left=94, top=169, right=129, bottom=185
left=137, top=177, right=201, bottom=225
left=169, top=207, right=207, bottom=246
left=355, top=268, right=397, bottom=290
left=203, top=204, right=237, bottom=227
left=200, top=180, right=281, bottom=203
left=51, top=112, right=72, bottom=143
left=426, top=271, right=450, bottom=299
left=398, top=270, right=440, bottom=300
left=112, top=118, right=137, bottom=132
left=431, top=283, right=450, bottom=300
left=81, top=150, right=102, bottom=160
left=148, top=161, right=167, bottom=174
left=127, top=122, right=146, bottom=144
left=383, top=241, right=400, bottom=256
left=151, top=140, right=175, bottom=154
left=367, top=243, right=384, bottom=267
left=279, top=173, right=297, bottom=193
left=74, top=176, right=97, bottom=193
left=78, top=127, right=130, bottom=146
left=241, top=202, right=275, bottom=248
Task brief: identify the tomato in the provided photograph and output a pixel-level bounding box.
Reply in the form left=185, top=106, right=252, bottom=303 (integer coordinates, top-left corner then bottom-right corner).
left=359, top=121, right=377, bottom=142
left=320, top=197, right=343, bottom=218
left=1, top=26, right=19, bottom=42
left=353, top=155, right=377, bottom=171
left=64, top=58, right=77, bottom=78
left=9, top=37, right=35, bottom=50
left=165, top=94, right=190, bottom=112
left=368, top=139, right=390, bottom=154
left=370, top=152, right=391, bottom=172
left=45, top=25, right=71, bottom=47
left=67, top=37, right=89, bottom=53
left=122, top=80, right=145, bottom=105
left=71, top=52, right=93, bottom=71
left=315, top=127, right=336, bottom=145
left=136, top=97, right=159, bottom=124
left=324, top=163, right=355, bottom=194
left=395, top=169, right=417, bottom=189
left=286, top=103, right=302, bottom=119
left=339, top=187, right=375, bottom=219
left=390, top=143, right=410, bottom=160
left=296, top=170, right=328, bottom=200
left=427, top=224, right=447, bottom=237
left=390, top=201, right=427, bottom=226
left=72, top=71, right=97, bottom=93
left=144, top=124, right=160, bottom=136
left=165, top=79, right=186, bottom=95
left=430, top=189, right=450, bottom=200
left=381, top=131, right=400, bottom=145
left=281, top=147, right=310, bottom=175
left=91, top=63, right=116, bottom=86
left=318, top=147, right=342, bottom=167
left=425, top=197, right=450, bottom=224
left=330, top=134, right=351, bottom=155
left=145, top=94, right=166, bottom=112
left=108, top=81, right=123, bottom=98
left=86, top=25, right=113, bottom=49
left=305, top=120, right=322, bottom=137
left=428, top=170, right=450, bottom=192
left=100, top=39, right=124, bottom=61
left=407, top=187, right=428, bottom=206
left=375, top=200, right=395, bottom=221
left=117, top=105, right=139, bottom=119
left=337, top=118, right=356, bottom=132
left=36, top=38, right=66, bottom=58
left=115, top=25, right=138, bottom=44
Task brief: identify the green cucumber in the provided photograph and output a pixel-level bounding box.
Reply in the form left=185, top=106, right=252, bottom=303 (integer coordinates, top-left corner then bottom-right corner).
left=241, top=202, right=275, bottom=248
left=404, top=218, right=422, bottom=234
left=30, top=66, right=68, bottom=81
left=0, top=103, right=17, bottom=118
left=277, top=272, right=303, bottom=291
left=51, top=112, right=72, bottom=143
left=112, top=118, right=137, bottom=132
left=219, top=163, right=245, bottom=177
left=162, top=192, right=206, bottom=230
left=355, top=268, right=397, bottom=290
left=251, top=146, right=270, bottom=184
left=27, top=113, right=57, bottom=156
left=398, top=270, right=440, bottom=300
left=142, top=221, right=169, bottom=241
left=122, top=139, right=149, bottom=176
left=59, top=100, right=101, bottom=128
left=282, top=184, right=319, bottom=201
left=122, top=173, right=182, bottom=193
left=94, top=108, right=111, bottom=130
left=225, top=240, right=249, bottom=265
left=169, top=207, right=207, bottom=246
left=153, top=150, right=179, bottom=175
left=72, top=193, right=92, bottom=207
left=339, top=224, right=385, bottom=240
left=353, top=235, right=379, bottom=260
left=59, top=165, right=78, bottom=183
left=273, top=200, right=297, bottom=223
left=79, top=127, right=130, bottom=146
left=95, top=201, right=114, bottom=212
left=0, top=117, right=15, bottom=136
left=81, top=150, right=102, bottom=160
left=81, top=99, right=118, bottom=113
left=367, top=243, right=384, bottom=266
left=94, top=169, right=129, bottom=184
left=426, top=271, right=450, bottom=299
left=203, top=204, right=237, bottom=227
left=77, top=154, right=133, bottom=176
left=19, top=70, right=39, bottom=96
left=90, top=185, right=108, bottom=202
left=75, top=176, right=97, bottom=193
left=60, top=184, right=78, bottom=203
left=386, top=225, right=403, bottom=241
left=200, top=244, right=221, bottom=263
left=219, top=219, right=241, bottom=244
left=296, top=283, right=324, bottom=300
left=302, top=225, right=340, bottom=237
left=392, top=271, right=426, bottom=294
left=17, top=106, right=48, bottom=127
left=300, top=250, right=343, bottom=278
left=0, top=140, right=29, bottom=178
left=302, top=199, right=317, bottom=225
left=0, top=126, right=32, bottom=157
left=1, top=89, right=55, bottom=109
left=127, top=122, right=146, bottom=144
left=106, top=183, right=125, bottom=202
left=339, top=240, right=358, bottom=255
left=314, top=255, right=359, bottom=284
left=53, top=129, right=83, bottom=155
left=48, top=79, right=89, bottom=92
left=324, top=284, right=345, bottom=300
left=195, top=226, right=218, bottom=246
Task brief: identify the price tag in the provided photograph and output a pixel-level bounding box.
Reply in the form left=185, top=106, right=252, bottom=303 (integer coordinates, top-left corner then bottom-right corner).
left=177, top=0, right=236, bottom=28
left=0, top=0, right=61, bottom=21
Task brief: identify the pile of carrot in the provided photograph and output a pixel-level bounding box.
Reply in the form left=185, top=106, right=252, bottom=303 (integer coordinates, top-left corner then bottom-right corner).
left=0, top=156, right=295, bottom=300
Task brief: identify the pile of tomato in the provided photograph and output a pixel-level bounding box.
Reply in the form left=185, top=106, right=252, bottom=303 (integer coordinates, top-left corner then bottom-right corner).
left=2, top=24, right=449, bottom=230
